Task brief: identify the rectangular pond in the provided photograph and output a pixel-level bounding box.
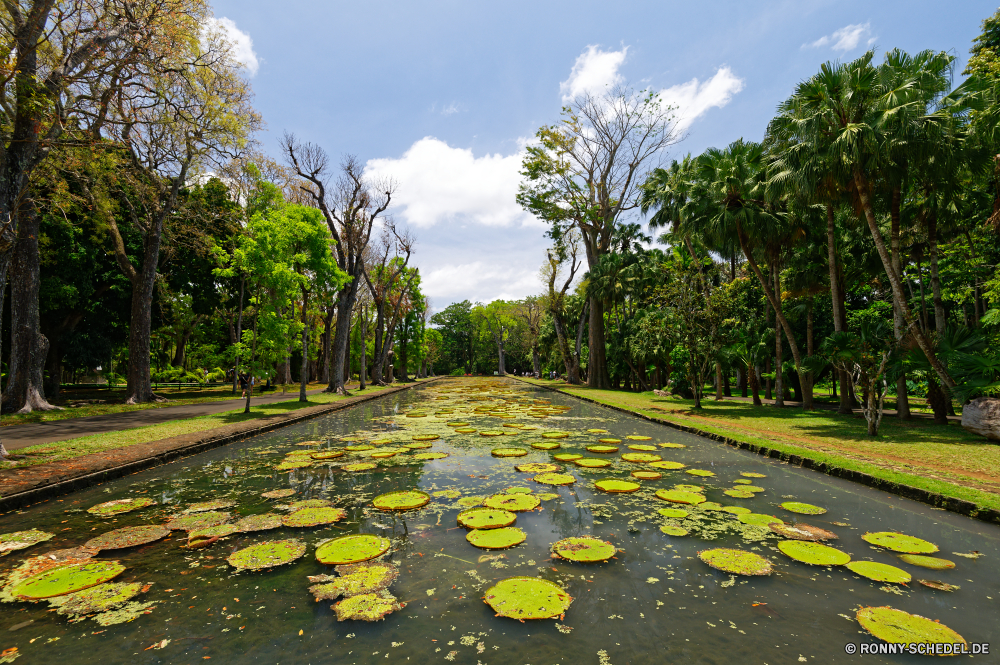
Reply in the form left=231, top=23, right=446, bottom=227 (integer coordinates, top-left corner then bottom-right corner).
left=0, top=378, right=996, bottom=664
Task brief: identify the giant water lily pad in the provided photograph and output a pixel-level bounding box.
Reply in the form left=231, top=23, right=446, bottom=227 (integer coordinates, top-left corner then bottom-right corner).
left=316, top=535, right=392, bottom=565
left=738, top=514, right=783, bottom=526
left=542, top=432, right=570, bottom=439
left=457, top=496, right=486, bottom=508
left=433, top=490, right=462, bottom=499
left=741, top=472, right=766, bottom=478
left=516, top=463, right=560, bottom=473
left=586, top=445, right=619, bottom=454
left=342, top=462, right=379, bottom=472
left=185, top=499, right=236, bottom=513
left=261, top=489, right=296, bottom=499
left=491, top=447, right=528, bottom=457
left=484, top=494, right=540, bottom=512
left=685, top=469, right=715, bottom=477
left=531, top=442, right=561, bottom=450
left=413, top=453, right=449, bottom=460
left=627, top=444, right=658, bottom=451
left=282, top=507, right=346, bottom=527
left=189, top=524, right=239, bottom=542
left=658, top=508, right=688, bottom=519
left=721, top=506, right=752, bottom=515
left=536, top=492, right=560, bottom=501
left=85, top=525, right=170, bottom=551
left=164, top=511, right=230, bottom=531
left=621, top=453, right=661, bottom=463
left=287, top=499, right=333, bottom=510
left=846, top=561, right=912, bottom=583
left=769, top=523, right=837, bottom=541
left=551, top=537, right=616, bottom=562
left=699, top=548, right=772, bottom=576
left=648, top=461, right=686, bottom=470
left=455, top=428, right=477, bottom=434
left=412, top=434, right=440, bottom=441
left=594, top=479, right=640, bottom=493
left=777, top=540, right=851, bottom=566
left=49, top=581, right=143, bottom=616
left=0, top=530, right=54, bottom=556
left=12, top=561, right=126, bottom=599
left=724, top=489, right=755, bottom=499
left=897, top=554, right=954, bottom=570
left=235, top=514, right=284, bottom=532
left=228, top=539, right=306, bottom=570
left=659, top=443, right=687, bottom=448
left=861, top=532, right=938, bottom=554
left=308, top=562, right=398, bottom=600
left=333, top=590, right=403, bottom=621
left=626, top=435, right=652, bottom=441
left=574, top=458, right=612, bottom=469
left=597, top=438, right=621, bottom=444
left=655, top=489, right=705, bottom=505
left=372, top=491, right=430, bottom=511
left=533, top=472, right=576, bottom=486
left=780, top=502, right=827, bottom=515
left=483, top=577, right=572, bottom=620
left=345, top=444, right=374, bottom=452
left=467, top=527, right=526, bottom=549
left=632, top=470, right=662, bottom=480
left=553, top=453, right=581, bottom=461
left=403, top=441, right=433, bottom=450
left=660, top=525, right=689, bottom=536
left=87, top=497, right=156, bottom=517
left=311, top=450, right=345, bottom=460
left=856, top=606, right=965, bottom=648
left=457, top=508, right=517, bottom=529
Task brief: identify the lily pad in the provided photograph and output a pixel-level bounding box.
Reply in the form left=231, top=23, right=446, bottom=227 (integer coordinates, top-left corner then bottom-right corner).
left=780, top=502, right=827, bottom=515
left=685, top=469, right=715, bottom=477
left=516, top=463, right=561, bottom=473
left=721, top=506, right=752, bottom=515
left=594, top=479, right=640, bottom=493
left=586, top=445, right=619, bottom=454
left=534, top=473, right=576, bottom=486
left=457, top=507, right=517, bottom=529
left=648, top=461, right=686, bottom=470
left=85, top=525, right=169, bottom=551
left=491, top=448, right=528, bottom=458
left=660, top=525, right=689, bottom=536
left=741, top=472, right=766, bottom=478
left=467, top=527, right=526, bottom=549
left=282, top=506, right=347, bottom=527
left=541, top=432, right=570, bottom=439
left=856, top=606, right=965, bottom=647
left=372, top=490, right=431, bottom=511
left=285, top=499, right=331, bottom=510
left=164, top=511, right=230, bottom=531
left=276, top=460, right=312, bottom=471
left=49, top=581, right=143, bottom=616
left=506, top=487, right=533, bottom=494
left=627, top=435, right=652, bottom=440
left=621, top=453, right=662, bottom=463
left=413, top=452, right=449, bottom=460
left=769, top=523, right=838, bottom=541
left=457, top=496, right=486, bottom=508
left=551, top=537, right=616, bottom=562
left=403, top=441, right=433, bottom=450
left=659, top=443, right=687, bottom=448
left=0, top=530, right=55, bottom=556
left=674, top=484, right=704, bottom=492
left=12, top=561, right=126, bottom=599
left=316, top=535, right=392, bottom=565
left=189, top=524, right=239, bottom=540
left=587, top=429, right=608, bottom=433
left=87, top=497, right=156, bottom=517
left=235, top=514, right=284, bottom=532
left=455, top=428, right=477, bottom=434
left=342, top=462, right=379, bottom=472
left=631, top=470, right=662, bottom=480
left=228, top=539, right=306, bottom=571
left=698, top=548, right=772, bottom=576
left=777, top=540, right=851, bottom=566
left=536, top=493, right=560, bottom=501
left=724, top=489, right=755, bottom=499
left=412, top=434, right=440, bottom=441
left=333, top=590, right=403, bottom=621
left=531, top=442, right=561, bottom=450
left=574, top=458, right=612, bottom=469
left=481, top=430, right=505, bottom=437
left=657, top=508, right=688, bottom=519
left=897, top=554, right=954, bottom=570
left=846, top=561, right=912, bottom=583
left=733, top=479, right=752, bottom=485
left=483, top=494, right=540, bottom=512
left=627, top=444, right=658, bottom=451
left=553, top=453, right=582, bottom=461
left=484, top=576, right=573, bottom=621
left=345, top=444, right=374, bottom=452
left=655, top=489, right=705, bottom=505
left=311, top=451, right=345, bottom=460
left=433, top=490, right=462, bottom=499
left=308, top=562, right=398, bottom=600
left=861, top=532, right=938, bottom=554
left=596, top=438, right=621, bottom=444
left=737, top=513, right=783, bottom=526
left=261, top=489, right=296, bottom=499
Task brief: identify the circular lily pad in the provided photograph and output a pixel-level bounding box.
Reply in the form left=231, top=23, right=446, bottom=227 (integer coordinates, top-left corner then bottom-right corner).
left=457, top=496, right=486, bottom=508
left=342, top=462, right=379, bottom=472
left=674, top=484, right=704, bottom=492
left=506, top=487, right=533, bottom=494
left=282, top=507, right=347, bottom=527
left=316, top=535, right=391, bottom=565
left=721, top=506, right=752, bottom=515
left=741, top=486, right=766, bottom=493
left=627, top=444, right=658, bottom=451
left=85, top=525, right=170, bottom=551
left=189, top=524, right=239, bottom=540
left=491, top=448, right=528, bottom=457
left=455, top=428, right=477, bottom=434
left=660, top=525, right=689, bottom=536
left=777, top=540, right=851, bottom=566
left=235, top=514, right=284, bottom=532
left=724, top=490, right=755, bottom=499
left=483, top=577, right=573, bottom=620
left=574, top=458, right=612, bottom=469
left=737, top=513, right=783, bottom=526
left=553, top=453, right=582, bottom=461
left=412, top=434, right=440, bottom=441
left=596, top=438, right=621, bottom=444
left=534, top=473, right=576, bottom=486
left=542, top=432, right=569, bottom=439
left=658, top=508, right=688, bottom=519
left=587, top=429, right=608, bottom=434
left=467, top=527, right=526, bottom=549
left=457, top=507, right=517, bottom=529
left=659, top=443, right=687, bottom=448
left=0, top=530, right=54, bottom=556
left=699, top=548, right=772, bottom=576
left=551, top=537, right=616, bottom=562
left=846, top=561, right=912, bottom=583
left=531, top=441, right=561, bottom=450
left=861, top=532, right=938, bottom=554
left=733, top=479, right=752, bottom=485
left=631, top=470, right=662, bottom=480
left=87, top=497, right=156, bottom=517
left=769, top=523, right=838, bottom=541
left=261, top=489, right=296, bottom=499
left=483, top=494, right=540, bottom=512
left=701, top=502, right=725, bottom=511
left=780, top=502, right=827, bottom=515
left=516, top=463, right=560, bottom=473
left=741, top=472, right=766, bottom=478
left=655, top=489, right=705, bottom=505
left=626, top=435, right=651, bottom=441
left=856, top=606, right=965, bottom=647
left=12, top=561, right=126, bottom=599
left=372, top=490, right=431, bottom=511
left=621, top=453, right=661, bottom=463
left=311, top=451, right=345, bottom=460
left=165, top=511, right=230, bottom=531
left=594, top=479, right=640, bottom=493
left=649, top=461, right=686, bottom=470
left=276, top=460, right=312, bottom=471
left=333, top=590, right=404, bottom=621
left=370, top=438, right=393, bottom=445
left=685, top=469, right=715, bottom=477
left=371, top=448, right=405, bottom=459
left=897, top=554, right=954, bottom=570
left=587, top=445, right=619, bottom=454
left=403, top=441, right=433, bottom=451
left=228, top=539, right=306, bottom=570
left=413, top=452, right=449, bottom=460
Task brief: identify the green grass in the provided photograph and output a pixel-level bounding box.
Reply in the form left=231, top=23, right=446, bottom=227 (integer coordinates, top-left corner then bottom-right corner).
left=520, top=378, right=1000, bottom=513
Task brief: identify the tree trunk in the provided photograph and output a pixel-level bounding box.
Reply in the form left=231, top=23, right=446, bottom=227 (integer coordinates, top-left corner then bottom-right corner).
left=715, top=362, right=723, bottom=400
left=749, top=363, right=761, bottom=406
left=299, top=292, right=309, bottom=402
left=826, top=204, right=853, bottom=414
left=738, top=367, right=747, bottom=397
left=232, top=275, right=244, bottom=393
left=587, top=297, right=611, bottom=388
left=928, top=212, right=946, bottom=336
left=552, top=310, right=580, bottom=383
left=0, top=252, right=14, bottom=459
left=773, top=261, right=784, bottom=408
left=532, top=346, right=541, bottom=378
left=358, top=309, right=367, bottom=390
left=890, top=187, right=911, bottom=420
left=328, top=281, right=358, bottom=394
left=121, top=220, right=166, bottom=405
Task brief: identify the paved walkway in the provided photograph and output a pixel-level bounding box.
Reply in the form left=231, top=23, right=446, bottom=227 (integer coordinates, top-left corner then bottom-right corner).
left=1, top=387, right=331, bottom=451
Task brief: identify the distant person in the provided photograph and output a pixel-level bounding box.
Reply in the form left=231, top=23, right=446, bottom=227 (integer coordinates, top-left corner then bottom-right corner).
left=239, top=372, right=249, bottom=398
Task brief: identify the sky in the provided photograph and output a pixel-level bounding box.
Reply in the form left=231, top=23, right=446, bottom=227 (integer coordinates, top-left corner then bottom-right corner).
left=207, top=0, right=997, bottom=312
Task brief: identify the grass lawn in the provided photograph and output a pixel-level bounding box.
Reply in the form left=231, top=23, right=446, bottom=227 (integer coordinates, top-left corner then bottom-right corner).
left=0, top=382, right=411, bottom=471
left=521, top=378, right=1000, bottom=513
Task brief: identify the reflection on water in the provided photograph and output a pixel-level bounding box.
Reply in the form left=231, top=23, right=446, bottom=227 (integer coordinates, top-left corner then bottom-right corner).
left=0, top=378, right=997, bottom=664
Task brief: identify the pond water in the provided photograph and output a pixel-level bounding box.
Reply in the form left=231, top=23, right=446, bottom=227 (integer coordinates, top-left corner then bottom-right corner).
left=0, top=378, right=997, bottom=665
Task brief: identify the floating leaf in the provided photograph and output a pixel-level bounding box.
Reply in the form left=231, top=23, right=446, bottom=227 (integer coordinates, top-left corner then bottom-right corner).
left=164, top=511, right=230, bottom=531
left=311, top=451, right=344, bottom=460
left=897, top=554, right=954, bottom=570
left=674, top=484, right=704, bottom=492
left=483, top=494, right=540, bottom=512
left=234, top=514, right=284, bottom=532
left=531, top=442, right=561, bottom=450
left=627, top=444, right=658, bottom=451
left=533, top=473, right=576, bottom=486
left=648, top=461, right=685, bottom=470
left=316, top=535, right=391, bottom=565
left=550, top=536, right=615, bottom=562
left=333, top=590, right=403, bottom=621
left=769, top=523, right=837, bottom=541
left=917, top=579, right=959, bottom=591
left=491, top=448, right=528, bottom=458
left=87, top=498, right=156, bottom=517
left=596, top=438, right=621, bottom=444
left=626, top=435, right=651, bottom=441
left=276, top=460, right=311, bottom=471
left=506, top=487, right=533, bottom=494
left=845, top=561, right=911, bottom=583
left=594, top=479, right=640, bottom=493
left=457, top=508, right=517, bottom=529
left=282, top=507, right=347, bottom=527
left=699, top=548, right=772, bottom=576
left=659, top=443, right=687, bottom=448
left=660, top=525, right=688, bottom=537
left=621, top=453, right=661, bottom=463
left=287, top=499, right=333, bottom=510
left=779, top=502, right=827, bottom=515
left=657, top=508, right=688, bottom=519
left=85, top=525, right=169, bottom=551
left=631, top=470, right=662, bottom=480
left=412, top=453, right=449, bottom=460
left=0, top=530, right=54, bottom=556
left=48, top=581, right=143, bottom=616
left=542, top=432, right=569, bottom=439
left=777, top=540, right=851, bottom=566
left=700, top=502, right=724, bottom=511
left=861, top=532, right=938, bottom=554
left=309, top=562, right=398, bottom=600
left=455, top=428, right=477, bottom=434
left=483, top=577, right=572, bottom=620
left=228, top=539, right=306, bottom=570
left=721, top=506, right=751, bottom=515
left=12, top=561, right=126, bottom=599
left=345, top=444, right=374, bottom=452
left=412, top=434, right=440, bottom=441
left=372, top=491, right=431, bottom=511
left=342, top=462, right=379, bottom=471
left=457, top=496, right=486, bottom=508
left=574, top=458, right=612, bottom=469
left=655, top=489, right=705, bottom=505
left=516, top=463, right=560, bottom=473
left=856, top=606, right=965, bottom=647
left=586, top=445, right=619, bottom=453
left=724, top=489, right=755, bottom=498
left=587, top=429, right=608, bottom=434
left=685, top=469, right=715, bottom=477
left=553, top=453, right=582, bottom=461
left=740, top=472, right=766, bottom=478
left=480, top=430, right=505, bottom=437
left=737, top=513, right=782, bottom=526
left=467, top=527, right=526, bottom=549
left=403, top=441, right=433, bottom=450
left=536, top=493, right=560, bottom=501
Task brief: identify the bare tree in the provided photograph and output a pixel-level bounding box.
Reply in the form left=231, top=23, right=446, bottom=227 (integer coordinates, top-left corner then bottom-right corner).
left=364, top=224, right=416, bottom=385
left=542, top=233, right=587, bottom=383
left=514, top=296, right=544, bottom=378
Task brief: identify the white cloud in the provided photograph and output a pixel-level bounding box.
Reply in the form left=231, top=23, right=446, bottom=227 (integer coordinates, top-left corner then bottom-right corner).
left=206, top=17, right=260, bottom=76
left=804, top=23, right=873, bottom=52
left=441, top=102, right=461, bottom=115
left=560, top=45, right=628, bottom=102
left=422, top=261, right=542, bottom=305
left=364, top=137, right=538, bottom=228
left=658, top=66, right=745, bottom=133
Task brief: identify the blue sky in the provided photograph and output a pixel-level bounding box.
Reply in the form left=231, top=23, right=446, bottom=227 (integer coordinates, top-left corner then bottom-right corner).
left=209, top=0, right=996, bottom=311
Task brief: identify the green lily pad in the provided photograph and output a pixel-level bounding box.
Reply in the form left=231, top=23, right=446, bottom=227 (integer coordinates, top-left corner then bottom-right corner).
left=586, top=445, right=619, bottom=454
left=491, top=447, right=528, bottom=457
left=228, top=539, right=306, bottom=570
left=587, top=429, right=608, bottom=433
left=276, top=460, right=312, bottom=471
left=733, top=479, right=752, bottom=485
left=741, top=486, right=766, bottom=493
left=467, top=527, right=526, bottom=549
left=780, top=502, right=827, bottom=515
left=308, top=562, right=398, bottom=600
left=412, top=434, right=440, bottom=441
left=0, top=530, right=55, bottom=556
left=631, top=470, right=662, bottom=480
left=12, top=561, right=126, bottom=599
left=483, top=494, right=540, bottom=512
left=164, top=511, right=230, bottom=531
left=481, top=430, right=506, bottom=437
left=189, top=523, right=239, bottom=541
left=333, top=590, right=403, bottom=621
left=597, top=438, right=622, bottom=444
left=621, top=453, right=662, bottom=463
left=658, top=508, right=688, bottom=519
left=282, top=507, right=347, bottom=527
left=261, top=489, right=296, bottom=499
left=648, top=461, right=686, bottom=470
left=287, top=499, right=333, bottom=510
left=531, top=441, right=561, bottom=450
left=660, top=525, right=689, bottom=536
left=685, top=469, right=715, bottom=477
left=516, top=463, right=561, bottom=473
left=533, top=472, right=576, bottom=486
left=541, top=432, right=570, bottom=439
left=698, top=548, right=772, bottom=576
left=737, top=513, right=783, bottom=526
left=551, top=536, right=616, bottom=562
left=373, top=490, right=430, bottom=511
left=574, top=458, right=612, bottom=469
left=316, top=535, right=392, bottom=565
left=85, top=525, right=170, bottom=551
left=777, top=540, right=851, bottom=566
left=457, top=507, right=517, bottom=529
left=594, top=479, right=640, bottom=493
left=457, top=496, right=486, bottom=508
left=659, top=443, right=687, bottom=448
left=87, top=497, right=156, bottom=517
left=724, top=489, right=755, bottom=498
left=770, top=523, right=837, bottom=541
left=235, top=514, right=284, bottom=532
left=846, top=561, right=912, bottom=583
left=674, top=484, right=704, bottom=492
left=311, top=450, right=345, bottom=460
left=342, top=462, right=379, bottom=471
left=897, top=554, right=955, bottom=570
left=856, top=606, right=965, bottom=647
left=721, top=506, right=752, bottom=515
left=700, top=502, right=725, bottom=511
left=536, top=493, right=560, bottom=501
left=861, top=532, right=938, bottom=554
left=413, top=452, right=449, bottom=460
left=741, top=472, right=766, bottom=478
left=655, top=489, right=705, bottom=505
left=455, top=428, right=477, bottom=433
left=484, top=577, right=573, bottom=620
left=48, top=581, right=143, bottom=616
left=553, top=453, right=582, bottom=461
